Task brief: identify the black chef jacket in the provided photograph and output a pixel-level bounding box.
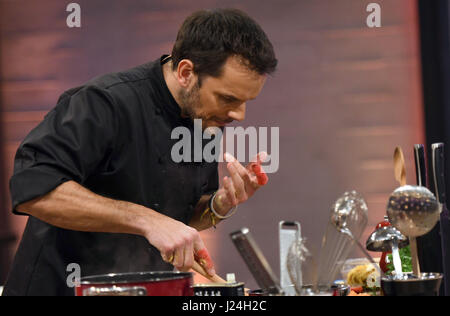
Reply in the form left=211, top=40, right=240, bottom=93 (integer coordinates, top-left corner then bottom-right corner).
left=3, top=55, right=219, bottom=296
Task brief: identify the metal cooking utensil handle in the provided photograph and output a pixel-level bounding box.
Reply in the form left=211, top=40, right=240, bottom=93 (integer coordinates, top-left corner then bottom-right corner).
left=230, top=228, right=283, bottom=295
left=83, top=286, right=147, bottom=296
left=391, top=240, right=403, bottom=275
left=279, top=221, right=301, bottom=296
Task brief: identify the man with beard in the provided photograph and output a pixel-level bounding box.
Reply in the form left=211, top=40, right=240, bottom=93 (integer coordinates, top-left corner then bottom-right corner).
left=3, top=8, right=277, bottom=295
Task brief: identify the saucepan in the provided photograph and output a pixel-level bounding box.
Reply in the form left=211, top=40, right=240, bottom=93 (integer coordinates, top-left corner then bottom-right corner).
left=75, top=271, right=194, bottom=296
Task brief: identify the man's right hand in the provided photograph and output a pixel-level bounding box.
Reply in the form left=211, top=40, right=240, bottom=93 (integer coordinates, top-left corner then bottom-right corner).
left=144, top=213, right=216, bottom=276
left=16, top=181, right=216, bottom=277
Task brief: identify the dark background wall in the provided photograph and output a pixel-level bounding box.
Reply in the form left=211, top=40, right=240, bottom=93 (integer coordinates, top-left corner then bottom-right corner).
left=416, top=0, right=450, bottom=294
left=0, top=0, right=424, bottom=289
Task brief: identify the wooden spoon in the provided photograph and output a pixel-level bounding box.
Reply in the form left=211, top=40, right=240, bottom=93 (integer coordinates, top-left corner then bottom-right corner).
left=394, top=147, right=407, bottom=186
left=192, top=261, right=227, bottom=283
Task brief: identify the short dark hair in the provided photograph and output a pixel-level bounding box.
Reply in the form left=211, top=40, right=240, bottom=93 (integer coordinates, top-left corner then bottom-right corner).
left=171, top=9, right=277, bottom=81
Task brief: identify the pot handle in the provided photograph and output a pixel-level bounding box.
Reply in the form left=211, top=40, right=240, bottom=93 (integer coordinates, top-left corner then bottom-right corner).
left=83, top=286, right=147, bottom=296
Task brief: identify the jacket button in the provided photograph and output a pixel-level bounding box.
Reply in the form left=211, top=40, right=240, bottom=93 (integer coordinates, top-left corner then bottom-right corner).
left=155, top=107, right=162, bottom=115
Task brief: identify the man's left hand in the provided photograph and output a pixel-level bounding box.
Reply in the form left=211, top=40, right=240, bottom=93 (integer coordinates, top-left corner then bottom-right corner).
left=213, top=152, right=268, bottom=215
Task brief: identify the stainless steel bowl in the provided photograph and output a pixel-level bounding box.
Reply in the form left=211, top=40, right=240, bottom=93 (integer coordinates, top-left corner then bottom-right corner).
left=381, top=273, right=443, bottom=296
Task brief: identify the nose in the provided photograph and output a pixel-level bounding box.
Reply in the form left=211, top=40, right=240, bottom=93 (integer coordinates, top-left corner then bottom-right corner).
left=228, top=103, right=246, bottom=122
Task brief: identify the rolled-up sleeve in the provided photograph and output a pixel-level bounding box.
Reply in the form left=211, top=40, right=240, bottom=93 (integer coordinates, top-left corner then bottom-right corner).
left=10, top=86, right=118, bottom=215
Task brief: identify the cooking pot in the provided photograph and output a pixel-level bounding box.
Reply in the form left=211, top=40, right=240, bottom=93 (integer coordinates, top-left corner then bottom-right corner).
left=75, top=271, right=193, bottom=296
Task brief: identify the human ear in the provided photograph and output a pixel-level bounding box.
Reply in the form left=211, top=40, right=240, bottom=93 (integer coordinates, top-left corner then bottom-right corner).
left=176, top=59, right=195, bottom=88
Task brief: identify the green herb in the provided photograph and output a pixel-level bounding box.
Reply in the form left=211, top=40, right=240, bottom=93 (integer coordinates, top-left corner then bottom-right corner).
left=386, top=245, right=412, bottom=275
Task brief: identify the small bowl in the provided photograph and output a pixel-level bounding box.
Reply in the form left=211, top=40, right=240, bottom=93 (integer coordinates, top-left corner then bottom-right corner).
left=381, top=273, right=443, bottom=296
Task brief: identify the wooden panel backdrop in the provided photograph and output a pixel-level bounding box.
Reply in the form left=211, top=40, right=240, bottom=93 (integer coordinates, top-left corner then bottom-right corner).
left=0, top=0, right=424, bottom=289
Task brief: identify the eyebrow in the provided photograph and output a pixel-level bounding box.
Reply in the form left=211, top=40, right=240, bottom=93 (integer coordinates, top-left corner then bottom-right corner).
left=219, top=93, right=241, bottom=102
left=217, top=93, right=255, bottom=102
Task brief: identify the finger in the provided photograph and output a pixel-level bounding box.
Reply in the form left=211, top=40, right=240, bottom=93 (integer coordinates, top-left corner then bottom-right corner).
left=227, top=163, right=247, bottom=201
left=232, top=158, right=253, bottom=185
left=224, top=175, right=239, bottom=205
left=224, top=152, right=235, bottom=163
left=225, top=153, right=245, bottom=174
left=252, top=163, right=268, bottom=186
left=236, top=164, right=255, bottom=194
left=172, top=247, right=185, bottom=270
left=241, top=171, right=256, bottom=195
left=259, top=151, right=268, bottom=163
left=245, top=162, right=266, bottom=187
left=182, top=241, right=194, bottom=272
left=225, top=151, right=268, bottom=164
left=193, top=239, right=215, bottom=276
left=248, top=151, right=269, bottom=164
left=161, top=252, right=174, bottom=263
left=247, top=151, right=269, bottom=186
left=224, top=153, right=254, bottom=193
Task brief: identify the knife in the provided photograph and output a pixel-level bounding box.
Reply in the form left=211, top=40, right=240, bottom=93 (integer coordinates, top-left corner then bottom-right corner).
left=432, top=143, right=450, bottom=296
left=415, top=144, right=433, bottom=271
left=414, top=144, right=427, bottom=187
left=415, top=144, right=444, bottom=284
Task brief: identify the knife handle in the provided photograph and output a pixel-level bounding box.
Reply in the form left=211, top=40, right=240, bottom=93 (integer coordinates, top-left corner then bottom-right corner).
left=432, top=143, right=446, bottom=204
left=414, top=144, right=427, bottom=187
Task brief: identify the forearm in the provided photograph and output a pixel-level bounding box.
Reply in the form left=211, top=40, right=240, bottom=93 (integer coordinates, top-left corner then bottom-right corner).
left=17, top=180, right=216, bottom=275
left=17, top=180, right=155, bottom=237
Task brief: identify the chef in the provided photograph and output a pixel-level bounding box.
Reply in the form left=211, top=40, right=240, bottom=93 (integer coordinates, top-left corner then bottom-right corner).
left=2, top=8, right=277, bottom=296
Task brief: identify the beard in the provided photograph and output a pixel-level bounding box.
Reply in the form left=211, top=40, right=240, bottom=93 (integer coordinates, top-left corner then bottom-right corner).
left=178, top=81, right=230, bottom=132
left=178, top=81, right=201, bottom=121
left=178, top=81, right=213, bottom=131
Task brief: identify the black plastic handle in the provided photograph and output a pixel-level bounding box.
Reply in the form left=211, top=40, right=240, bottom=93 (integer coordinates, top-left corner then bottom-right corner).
left=432, top=143, right=446, bottom=204
left=414, top=144, right=427, bottom=187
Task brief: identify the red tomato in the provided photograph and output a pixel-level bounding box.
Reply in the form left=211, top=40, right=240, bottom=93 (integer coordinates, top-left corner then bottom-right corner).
left=251, top=163, right=268, bottom=186
left=351, top=286, right=364, bottom=294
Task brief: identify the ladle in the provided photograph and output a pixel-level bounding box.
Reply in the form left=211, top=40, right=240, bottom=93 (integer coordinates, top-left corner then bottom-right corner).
left=388, top=147, right=441, bottom=276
